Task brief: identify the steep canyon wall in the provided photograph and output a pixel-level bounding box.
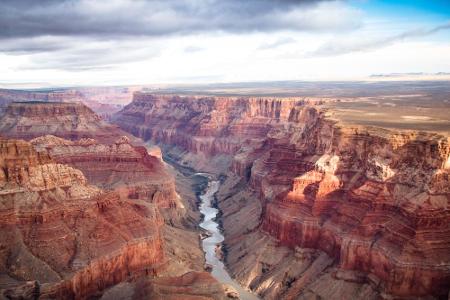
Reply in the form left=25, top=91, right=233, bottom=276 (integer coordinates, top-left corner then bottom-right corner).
left=114, top=93, right=450, bottom=299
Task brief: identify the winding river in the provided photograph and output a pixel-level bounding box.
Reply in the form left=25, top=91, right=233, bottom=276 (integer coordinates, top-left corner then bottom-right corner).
left=198, top=177, right=259, bottom=300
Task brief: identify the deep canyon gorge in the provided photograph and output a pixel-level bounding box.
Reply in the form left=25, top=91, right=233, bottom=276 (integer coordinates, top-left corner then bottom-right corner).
left=0, top=87, right=449, bottom=300
left=2, top=0, right=450, bottom=299
left=113, top=92, right=450, bottom=299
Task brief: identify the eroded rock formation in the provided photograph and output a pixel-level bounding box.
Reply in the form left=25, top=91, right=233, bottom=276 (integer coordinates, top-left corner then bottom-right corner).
left=30, top=134, right=185, bottom=223
left=0, top=102, right=130, bottom=143
left=114, top=93, right=450, bottom=299
left=0, top=100, right=229, bottom=299
left=0, top=138, right=165, bottom=298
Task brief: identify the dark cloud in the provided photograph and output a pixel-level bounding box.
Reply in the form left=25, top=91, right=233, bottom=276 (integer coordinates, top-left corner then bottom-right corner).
left=310, top=21, right=450, bottom=56
left=0, top=0, right=354, bottom=41
left=14, top=39, right=162, bottom=71
left=0, top=37, right=71, bottom=54
left=0, top=0, right=362, bottom=71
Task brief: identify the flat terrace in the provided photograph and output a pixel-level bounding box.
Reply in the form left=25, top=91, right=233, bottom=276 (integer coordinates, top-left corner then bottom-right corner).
left=322, top=94, right=450, bottom=136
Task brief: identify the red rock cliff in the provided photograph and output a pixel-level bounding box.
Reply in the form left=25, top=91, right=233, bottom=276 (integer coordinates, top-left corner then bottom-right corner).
left=0, top=138, right=165, bottom=299
left=30, top=135, right=184, bottom=218
left=0, top=99, right=228, bottom=299
left=0, top=102, right=131, bottom=144
left=114, top=93, right=450, bottom=298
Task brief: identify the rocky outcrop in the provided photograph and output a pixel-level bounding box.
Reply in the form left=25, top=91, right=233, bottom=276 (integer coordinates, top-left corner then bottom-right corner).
left=30, top=135, right=166, bottom=187
left=0, top=102, right=131, bottom=144
left=257, top=127, right=450, bottom=298
left=0, top=138, right=166, bottom=299
left=98, top=271, right=229, bottom=300
left=114, top=93, right=450, bottom=299
left=30, top=135, right=184, bottom=223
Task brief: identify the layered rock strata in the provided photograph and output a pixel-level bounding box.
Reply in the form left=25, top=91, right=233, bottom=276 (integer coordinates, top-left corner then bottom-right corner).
left=0, top=102, right=130, bottom=144
left=0, top=89, right=84, bottom=114
left=0, top=99, right=229, bottom=299
left=0, top=88, right=125, bottom=119
left=0, top=138, right=165, bottom=298
left=114, top=93, right=450, bottom=299
left=30, top=134, right=184, bottom=223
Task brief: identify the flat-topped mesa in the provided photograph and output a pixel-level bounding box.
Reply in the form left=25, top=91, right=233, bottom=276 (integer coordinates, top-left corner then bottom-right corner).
left=129, top=92, right=320, bottom=123
left=0, top=89, right=84, bottom=102
left=0, top=87, right=126, bottom=121
left=0, top=89, right=85, bottom=113
left=0, top=101, right=132, bottom=144
left=0, top=137, right=165, bottom=299
left=5, top=101, right=98, bottom=118
left=113, top=93, right=450, bottom=298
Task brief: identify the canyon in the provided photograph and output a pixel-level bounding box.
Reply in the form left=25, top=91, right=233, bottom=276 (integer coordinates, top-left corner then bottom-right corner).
left=0, top=86, right=449, bottom=299
left=113, top=92, right=450, bottom=299
left=0, top=100, right=232, bottom=299
left=2, top=0, right=449, bottom=299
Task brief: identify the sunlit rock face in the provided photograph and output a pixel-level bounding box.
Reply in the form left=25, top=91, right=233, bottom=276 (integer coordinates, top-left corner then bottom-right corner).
left=115, top=93, right=450, bottom=299
left=260, top=128, right=450, bottom=297
left=0, top=102, right=130, bottom=144
left=0, top=138, right=165, bottom=299
left=30, top=134, right=184, bottom=221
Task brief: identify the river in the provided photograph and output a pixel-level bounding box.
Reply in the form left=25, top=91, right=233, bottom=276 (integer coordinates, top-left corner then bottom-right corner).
left=198, top=176, right=259, bottom=300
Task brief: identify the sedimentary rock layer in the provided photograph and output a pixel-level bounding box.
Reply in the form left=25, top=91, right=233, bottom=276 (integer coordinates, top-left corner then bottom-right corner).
left=30, top=134, right=184, bottom=223
left=0, top=99, right=231, bottom=299
left=0, top=102, right=130, bottom=143
left=114, top=93, right=450, bottom=299
left=0, top=138, right=165, bottom=299
left=0, top=89, right=84, bottom=113
left=0, top=88, right=126, bottom=120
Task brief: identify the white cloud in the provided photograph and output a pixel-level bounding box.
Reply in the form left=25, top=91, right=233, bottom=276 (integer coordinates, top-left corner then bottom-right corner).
left=0, top=1, right=448, bottom=86
left=309, top=21, right=450, bottom=57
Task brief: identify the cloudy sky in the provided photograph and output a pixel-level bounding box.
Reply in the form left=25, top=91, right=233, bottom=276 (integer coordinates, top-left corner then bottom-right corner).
left=0, top=0, right=449, bottom=87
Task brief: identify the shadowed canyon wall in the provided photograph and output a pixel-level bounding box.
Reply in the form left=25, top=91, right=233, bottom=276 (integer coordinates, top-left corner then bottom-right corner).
left=114, top=93, right=450, bottom=299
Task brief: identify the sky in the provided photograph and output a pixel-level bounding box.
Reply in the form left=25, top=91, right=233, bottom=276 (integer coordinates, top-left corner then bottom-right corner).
left=0, top=0, right=449, bottom=88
